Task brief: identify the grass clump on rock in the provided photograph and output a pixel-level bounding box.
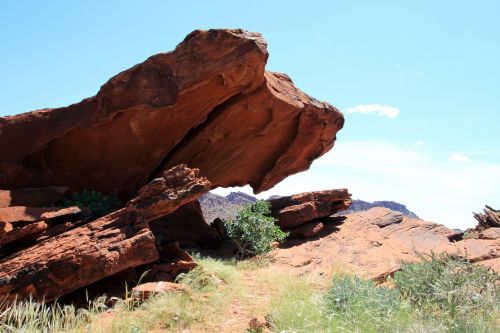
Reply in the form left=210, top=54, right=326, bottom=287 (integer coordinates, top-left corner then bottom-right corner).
left=223, top=200, right=287, bottom=259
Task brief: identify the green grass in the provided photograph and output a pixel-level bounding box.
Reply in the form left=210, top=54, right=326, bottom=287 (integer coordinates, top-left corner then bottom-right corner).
left=0, top=257, right=247, bottom=333
left=1, top=254, right=498, bottom=332
left=268, top=253, right=500, bottom=333
left=0, top=296, right=107, bottom=333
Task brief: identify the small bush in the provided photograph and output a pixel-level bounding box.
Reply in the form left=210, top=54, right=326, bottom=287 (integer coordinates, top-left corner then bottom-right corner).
left=62, top=190, right=120, bottom=218
left=223, top=200, right=287, bottom=259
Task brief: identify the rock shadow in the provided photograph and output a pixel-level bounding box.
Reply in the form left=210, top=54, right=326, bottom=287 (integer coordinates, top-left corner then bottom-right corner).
left=278, top=215, right=347, bottom=249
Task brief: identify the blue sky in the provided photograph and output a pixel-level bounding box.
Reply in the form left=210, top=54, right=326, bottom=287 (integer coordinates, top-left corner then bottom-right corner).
left=1, top=1, right=499, bottom=229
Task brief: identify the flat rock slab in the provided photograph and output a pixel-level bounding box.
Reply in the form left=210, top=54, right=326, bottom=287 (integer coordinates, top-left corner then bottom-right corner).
left=270, top=189, right=352, bottom=229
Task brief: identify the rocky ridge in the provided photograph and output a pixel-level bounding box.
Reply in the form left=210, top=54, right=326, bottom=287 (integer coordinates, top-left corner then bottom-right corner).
left=271, top=207, right=500, bottom=281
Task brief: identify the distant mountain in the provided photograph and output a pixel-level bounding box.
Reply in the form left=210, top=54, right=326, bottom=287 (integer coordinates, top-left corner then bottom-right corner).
left=199, top=192, right=256, bottom=222
left=343, top=200, right=419, bottom=219
left=199, top=191, right=419, bottom=222
left=226, top=192, right=257, bottom=205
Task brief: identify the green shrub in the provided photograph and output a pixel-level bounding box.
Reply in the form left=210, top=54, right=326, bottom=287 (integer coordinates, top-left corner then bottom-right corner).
left=393, top=252, right=500, bottom=330
left=223, top=200, right=287, bottom=259
left=62, top=190, right=120, bottom=218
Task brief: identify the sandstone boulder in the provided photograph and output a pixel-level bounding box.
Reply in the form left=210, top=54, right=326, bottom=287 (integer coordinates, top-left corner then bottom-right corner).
left=269, top=189, right=352, bottom=229
left=0, top=29, right=345, bottom=303
left=132, top=282, right=190, bottom=301
left=0, top=29, right=344, bottom=199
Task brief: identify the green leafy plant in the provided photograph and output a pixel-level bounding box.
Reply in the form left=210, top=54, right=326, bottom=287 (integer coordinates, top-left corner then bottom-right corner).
left=62, top=190, right=120, bottom=218
left=223, top=200, right=287, bottom=259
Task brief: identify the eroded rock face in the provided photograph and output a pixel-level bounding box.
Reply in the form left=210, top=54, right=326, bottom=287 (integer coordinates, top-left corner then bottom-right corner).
left=0, top=165, right=210, bottom=302
left=270, top=208, right=500, bottom=281
left=0, top=29, right=344, bottom=198
left=270, top=189, right=352, bottom=229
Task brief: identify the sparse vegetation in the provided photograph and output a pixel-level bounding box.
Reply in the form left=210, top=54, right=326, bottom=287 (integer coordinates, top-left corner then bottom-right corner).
left=1, top=254, right=498, bottom=332
left=0, top=296, right=106, bottom=332
left=393, top=252, right=500, bottom=331
left=223, top=200, right=288, bottom=259
left=61, top=190, right=121, bottom=218
left=269, top=253, right=500, bottom=333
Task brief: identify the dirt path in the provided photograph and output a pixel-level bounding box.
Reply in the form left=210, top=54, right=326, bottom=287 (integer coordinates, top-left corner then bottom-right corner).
left=189, top=269, right=275, bottom=333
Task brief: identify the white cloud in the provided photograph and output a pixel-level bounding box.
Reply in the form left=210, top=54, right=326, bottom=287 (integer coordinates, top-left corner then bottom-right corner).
left=448, top=153, right=472, bottom=163
left=251, top=141, right=500, bottom=230
left=211, top=141, right=500, bottom=230
left=345, top=104, right=400, bottom=119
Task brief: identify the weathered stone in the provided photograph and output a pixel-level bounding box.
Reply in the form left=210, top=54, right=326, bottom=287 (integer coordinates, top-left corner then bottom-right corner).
left=0, top=29, right=343, bottom=199
left=0, top=222, right=13, bottom=234
left=270, top=208, right=500, bottom=281
left=0, top=187, right=68, bottom=208
left=40, top=206, right=86, bottom=223
left=270, top=189, right=352, bottom=228
left=0, top=165, right=209, bottom=302
left=132, top=282, right=190, bottom=301
left=363, top=207, right=403, bottom=228
left=479, top=228, right=500, bottom=240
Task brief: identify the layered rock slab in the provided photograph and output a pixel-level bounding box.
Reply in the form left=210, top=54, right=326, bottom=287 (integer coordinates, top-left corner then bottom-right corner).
left=0, top=29, right=344, bottom=197
left=0, top=165, right=210, bottom=302
left=269, top=189, right=352, bottom=229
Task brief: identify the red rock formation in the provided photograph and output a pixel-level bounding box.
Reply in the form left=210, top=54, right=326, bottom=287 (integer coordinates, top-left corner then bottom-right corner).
left=270, top=208, right=500, bottom=281
left=474, top=205, right=500, bottom=229
left=0, top=29, right=345, bottom=303
left=0, top=29, right=344, bottom=198
left=0, top=165, right=210, bottom=302
left=269, top=189, right=352, bottom=229
left=132, top=281, right=190, bottom=301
